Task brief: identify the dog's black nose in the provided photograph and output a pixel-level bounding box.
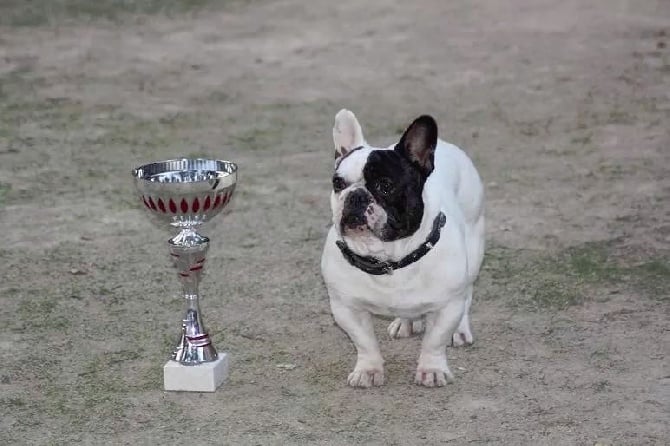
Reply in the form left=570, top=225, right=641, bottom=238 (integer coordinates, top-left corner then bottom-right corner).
left=344, top=188, right=370, bottom=210
left=341, top=188, right=370, bottom=230
left=340, top=189, right=370, bottom=229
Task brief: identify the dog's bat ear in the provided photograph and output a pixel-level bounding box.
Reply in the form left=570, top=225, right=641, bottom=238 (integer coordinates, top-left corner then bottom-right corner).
left=395, top=115, right=438, bottom=176
left=333, top=109, right=365, bottom=162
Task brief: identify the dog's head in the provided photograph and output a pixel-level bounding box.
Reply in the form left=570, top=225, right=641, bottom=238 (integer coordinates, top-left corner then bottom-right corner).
left=330, top=109, right=438, bottom=247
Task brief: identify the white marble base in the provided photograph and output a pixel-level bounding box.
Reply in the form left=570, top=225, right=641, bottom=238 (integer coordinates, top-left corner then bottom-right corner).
left=163, top=353, right=229, bottom=392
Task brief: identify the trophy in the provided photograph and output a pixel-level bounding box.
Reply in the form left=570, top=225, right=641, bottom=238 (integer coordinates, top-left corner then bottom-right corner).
left=132, top=158, right=237, bottom=392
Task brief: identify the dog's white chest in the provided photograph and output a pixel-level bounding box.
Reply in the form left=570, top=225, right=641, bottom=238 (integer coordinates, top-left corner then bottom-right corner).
left=321, top=221, right=469, bottom=319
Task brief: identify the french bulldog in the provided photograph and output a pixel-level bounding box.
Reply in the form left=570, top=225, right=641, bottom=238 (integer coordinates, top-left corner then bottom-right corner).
left=320, top=109, right=485, bottom=387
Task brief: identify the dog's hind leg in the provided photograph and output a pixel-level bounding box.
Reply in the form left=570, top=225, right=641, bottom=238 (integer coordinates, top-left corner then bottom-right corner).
left=451, top=285, right=474, bottom=347
left=387, top=318, right=424, bottom=339
left=453, top=214, right=483, bottom=347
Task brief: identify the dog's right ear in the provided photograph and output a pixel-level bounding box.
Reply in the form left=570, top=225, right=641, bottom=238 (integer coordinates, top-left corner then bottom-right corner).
left=332, top=109, right=365, bottom=161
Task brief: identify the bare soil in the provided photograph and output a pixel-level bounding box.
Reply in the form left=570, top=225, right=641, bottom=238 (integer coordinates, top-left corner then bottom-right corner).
left=0, top=0, right=668, bottom=444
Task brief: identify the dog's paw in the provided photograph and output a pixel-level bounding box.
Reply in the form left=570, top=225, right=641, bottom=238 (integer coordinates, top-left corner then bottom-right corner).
left=387, top=318, right=424, bottom=339
left=348, top=367, right=385, bottom=388
left=451, top=325, right=474, bottom=347
left=414, top=367, right=454, bottom=387
left=415, top=354, right=453, bottom=387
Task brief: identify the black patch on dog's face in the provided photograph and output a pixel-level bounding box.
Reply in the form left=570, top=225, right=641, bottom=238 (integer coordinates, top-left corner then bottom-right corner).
left=363, top=150, right=428, bottom=241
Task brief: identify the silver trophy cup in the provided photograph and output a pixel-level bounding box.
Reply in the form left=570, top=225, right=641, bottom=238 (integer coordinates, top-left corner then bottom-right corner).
left=132, top=158, right=237, bottom=392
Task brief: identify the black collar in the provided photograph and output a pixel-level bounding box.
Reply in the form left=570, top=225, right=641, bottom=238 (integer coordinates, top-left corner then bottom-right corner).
left=335, top=212, right=447, bottom=276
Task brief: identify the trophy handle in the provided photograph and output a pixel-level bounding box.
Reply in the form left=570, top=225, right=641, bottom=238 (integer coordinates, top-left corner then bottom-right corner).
left=168, top=229, right=218, bottom=365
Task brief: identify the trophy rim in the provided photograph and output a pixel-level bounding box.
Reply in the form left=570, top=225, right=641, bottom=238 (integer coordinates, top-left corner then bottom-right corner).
left=132, top=158, right=238, bottom=186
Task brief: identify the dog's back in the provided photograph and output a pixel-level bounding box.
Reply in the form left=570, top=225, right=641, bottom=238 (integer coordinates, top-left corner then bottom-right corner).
left=429, top=140, right=485, bottom=284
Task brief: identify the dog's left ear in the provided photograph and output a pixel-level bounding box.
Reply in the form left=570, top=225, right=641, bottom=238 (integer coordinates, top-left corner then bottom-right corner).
left=333, top=109, right=365, bottom=161
left=395, top=115, right=438, bottom=176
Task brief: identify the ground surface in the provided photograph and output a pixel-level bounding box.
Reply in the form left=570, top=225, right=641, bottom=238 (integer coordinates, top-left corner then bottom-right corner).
left=0, top=0, right=669, bottom=444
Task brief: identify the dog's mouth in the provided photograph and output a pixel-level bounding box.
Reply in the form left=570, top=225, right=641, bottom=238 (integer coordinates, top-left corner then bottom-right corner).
left=340, top=214, right=372, bottom=236
left=342, top=222, right=372, bottom=237
left=339, top=200, right=388, bottom=239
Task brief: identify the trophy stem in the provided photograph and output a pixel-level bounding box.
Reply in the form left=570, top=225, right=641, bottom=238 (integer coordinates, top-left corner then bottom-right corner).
left=168, top=228, right=218, bottom=365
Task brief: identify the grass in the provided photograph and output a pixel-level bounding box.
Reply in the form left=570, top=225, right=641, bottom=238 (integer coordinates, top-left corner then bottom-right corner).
left=483, top=240, right=670, bottom=311
left=0, top=65, right=224, bottom=207
left=83, top=110, right=199, bottom=150
left=0, top=183, right=10, bottom=207
left=564, top=243, right=620, bottom=281
left=0, top=67, right=42, bottom=128
left=17, top=298, right=72, bottom=330
left=633, top=259, right=670, bottom=297
left=2, top=242, right=181, bottom=437
left=0, top=397, right=26, bottom=407
left=0, top=68, right=85, bottom=175
left=0, top=0, right=221, bottom=26
left=224, top=100, right=335, bottom=152
left=306, top=359, right=348, bottom=389
left=28, top=348, right=170, bottom=434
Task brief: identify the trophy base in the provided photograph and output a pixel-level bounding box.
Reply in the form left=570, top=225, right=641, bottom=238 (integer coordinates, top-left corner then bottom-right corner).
left=163, top=353, right=229, bottom=392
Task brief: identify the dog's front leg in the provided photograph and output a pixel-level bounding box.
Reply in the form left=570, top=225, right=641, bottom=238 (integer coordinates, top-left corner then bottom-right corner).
left=330, top=298, right=384, bottom=387
left=415, top=299, right=464, bottom=387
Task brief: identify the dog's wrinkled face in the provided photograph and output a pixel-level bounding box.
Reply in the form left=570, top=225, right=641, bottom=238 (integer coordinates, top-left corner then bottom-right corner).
left=330, top=110, right=438, bottom=243
left=332, top=148, right=427, bottom=241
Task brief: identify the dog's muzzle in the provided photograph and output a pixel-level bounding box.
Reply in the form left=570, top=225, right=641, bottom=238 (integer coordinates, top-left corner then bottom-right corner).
left=340, top=188, right=371, bottom=232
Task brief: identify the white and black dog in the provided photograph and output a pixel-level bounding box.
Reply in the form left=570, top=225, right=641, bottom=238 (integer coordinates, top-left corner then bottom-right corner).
left=321, top=109, right=485, bottom=387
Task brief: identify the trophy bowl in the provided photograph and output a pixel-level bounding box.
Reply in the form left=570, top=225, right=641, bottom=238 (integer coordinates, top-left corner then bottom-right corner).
left=131, top=158, right=238, bottom=392
left=133, top=158, right=237, bottom=230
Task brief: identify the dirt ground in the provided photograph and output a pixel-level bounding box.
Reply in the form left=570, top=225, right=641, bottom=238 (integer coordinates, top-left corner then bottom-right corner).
left=0, top=0, right=668, bottom=444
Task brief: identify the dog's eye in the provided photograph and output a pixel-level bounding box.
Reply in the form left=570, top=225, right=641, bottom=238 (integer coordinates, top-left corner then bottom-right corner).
left=332, top=176, right=347, bottom=193
left=375, top=177, right=395, bottom=195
